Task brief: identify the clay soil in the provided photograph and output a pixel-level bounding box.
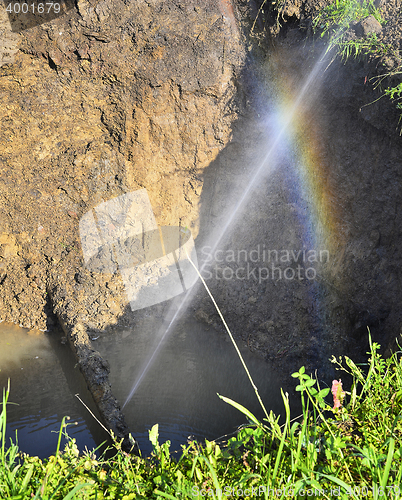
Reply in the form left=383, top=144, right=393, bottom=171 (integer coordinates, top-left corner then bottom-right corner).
left=1, top=0, right=402, bottom=439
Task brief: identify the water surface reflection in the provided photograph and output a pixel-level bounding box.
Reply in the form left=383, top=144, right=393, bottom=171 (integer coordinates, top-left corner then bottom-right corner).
left=96, top=313, right=297, bottom=455
left=0, top=323, right=107, bottom=458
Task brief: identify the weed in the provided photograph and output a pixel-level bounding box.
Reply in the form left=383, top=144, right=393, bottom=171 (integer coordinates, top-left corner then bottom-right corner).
left=313, top=0, right=382, bottom=35
left=1, top=334, right=402, bottom=498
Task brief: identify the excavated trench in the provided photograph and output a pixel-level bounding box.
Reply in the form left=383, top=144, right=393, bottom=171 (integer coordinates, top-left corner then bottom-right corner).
left=1, top=0, right=402, bottom=450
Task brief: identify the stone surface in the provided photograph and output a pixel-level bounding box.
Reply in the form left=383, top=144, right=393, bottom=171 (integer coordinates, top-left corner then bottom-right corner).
left=1, top=0, right=402, bottom=435
left=0, top=0, right=246, bottom=330
left=0, top=4, right=19, bottom=67
left=356, top=15, right=382, bottom=38
left=0, top=0, right=246, bottom=436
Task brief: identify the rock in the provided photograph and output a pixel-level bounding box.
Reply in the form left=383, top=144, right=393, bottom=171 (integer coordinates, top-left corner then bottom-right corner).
left=0, top=0, right=246, bottom=330
left=281, top=0, right=301, bottom=19
left=2, top=0, right=402, bottom=443
left=355, top=15, right=382, bottom=38
left=0, top=234, right=20, bottom=258
left=0, top=3, right=19, bottom=67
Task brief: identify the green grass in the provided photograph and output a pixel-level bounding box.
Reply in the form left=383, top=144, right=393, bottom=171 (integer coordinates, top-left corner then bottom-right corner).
left=1, top=333, right=402, bottom=499
left=313, top=0, right=383, bottom=38
left=312, top=0, right=387, bottom=63
left=313, top=0, right=402, bottom=132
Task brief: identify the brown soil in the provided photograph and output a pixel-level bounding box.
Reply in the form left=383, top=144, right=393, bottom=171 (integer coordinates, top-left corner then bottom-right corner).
left=0, top=0, right=246, bottom=441
left=1, top=0, right=402, bottom=442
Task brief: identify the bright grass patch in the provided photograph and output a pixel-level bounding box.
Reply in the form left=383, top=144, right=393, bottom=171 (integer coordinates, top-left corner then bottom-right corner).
left=1, top=333, right=402, bottom=499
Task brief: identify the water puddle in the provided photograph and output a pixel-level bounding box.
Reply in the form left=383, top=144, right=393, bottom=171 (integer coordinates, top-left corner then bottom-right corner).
left=0, top=317, right=297, bottom=458
left=96, top=311, right=298, bottom=456
left=0, top=322, right=109, bottom=458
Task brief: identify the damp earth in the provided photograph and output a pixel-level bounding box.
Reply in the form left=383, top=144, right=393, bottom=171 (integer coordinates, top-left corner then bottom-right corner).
left=1, top=0, right=402, bottom=450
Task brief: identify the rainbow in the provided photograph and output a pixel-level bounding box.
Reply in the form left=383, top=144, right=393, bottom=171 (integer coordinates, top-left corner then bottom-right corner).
left=263, top=49, right=347, bottom=264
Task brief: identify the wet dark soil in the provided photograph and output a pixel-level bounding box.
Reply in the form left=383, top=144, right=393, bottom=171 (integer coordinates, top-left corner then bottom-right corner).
left=1, top=0, right=402, bottom=440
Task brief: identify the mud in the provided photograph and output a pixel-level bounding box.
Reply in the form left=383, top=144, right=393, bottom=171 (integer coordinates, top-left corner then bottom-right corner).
left=0, top=0, right=248, bottom=440
left=1, top=0, right=402, bottom=441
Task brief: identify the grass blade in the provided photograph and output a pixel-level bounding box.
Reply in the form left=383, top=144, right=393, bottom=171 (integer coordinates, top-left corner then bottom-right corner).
left=62, top=483, right=91, bottom=500
left=380, top=438, right=395, bottom=489
left=271, top=390, right=288, bottom=484
left=217, top=394, right=260, bottom=426
left=153, top=490, right=178, bottom=500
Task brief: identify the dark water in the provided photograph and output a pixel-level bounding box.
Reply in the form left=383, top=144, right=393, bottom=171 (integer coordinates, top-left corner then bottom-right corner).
left=0, top=316, right=298, bottom=458
left=95, top=312, right=296, bottom=456
left=0, top=322, right=109, bottom=458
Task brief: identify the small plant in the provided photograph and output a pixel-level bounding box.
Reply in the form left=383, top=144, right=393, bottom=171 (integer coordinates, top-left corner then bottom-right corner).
left=313, top=0, right=384, bottom=63
left=1, top=335, right=402, bottom=498
left=313, top=0, right=382, bottom=34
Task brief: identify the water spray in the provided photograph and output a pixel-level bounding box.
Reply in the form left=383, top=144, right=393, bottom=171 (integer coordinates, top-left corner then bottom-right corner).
left=122, top=43, right=335, bottom=409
